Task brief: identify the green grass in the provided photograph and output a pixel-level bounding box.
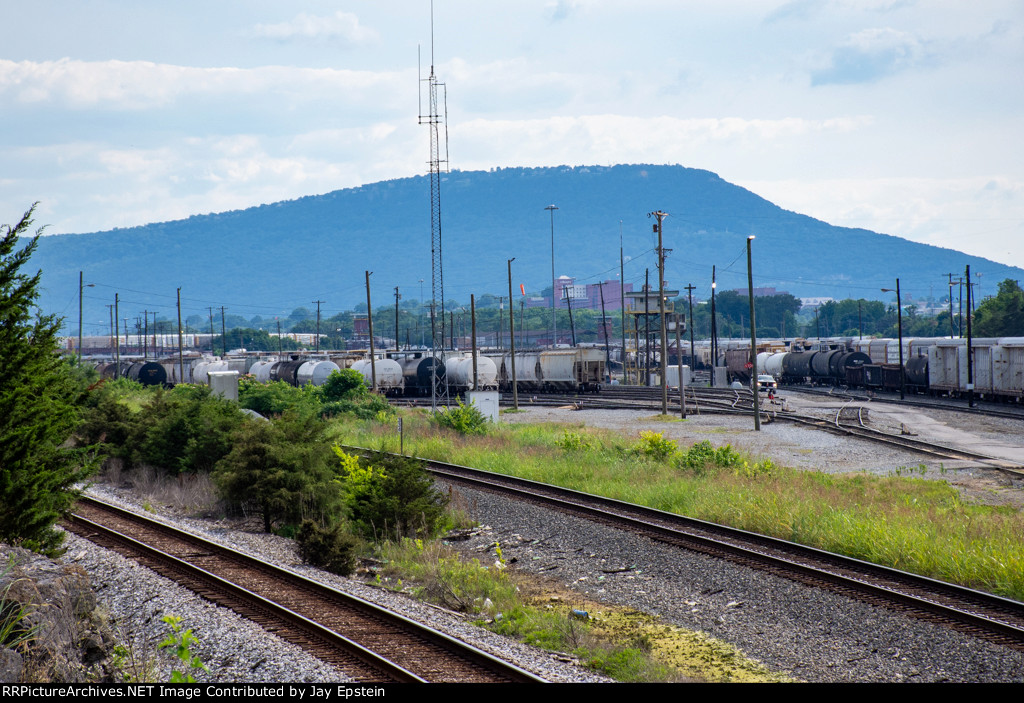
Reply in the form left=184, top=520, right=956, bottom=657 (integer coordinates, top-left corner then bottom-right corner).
left=330, top=410, right=1024, bottom=602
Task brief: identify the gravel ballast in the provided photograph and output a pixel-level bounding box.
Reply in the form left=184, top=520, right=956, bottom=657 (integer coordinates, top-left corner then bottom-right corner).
left=58, top=398, right=1024, bottom=683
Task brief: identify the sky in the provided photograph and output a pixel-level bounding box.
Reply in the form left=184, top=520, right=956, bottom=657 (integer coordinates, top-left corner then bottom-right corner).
left=3, top=0, right=1023, bottom=278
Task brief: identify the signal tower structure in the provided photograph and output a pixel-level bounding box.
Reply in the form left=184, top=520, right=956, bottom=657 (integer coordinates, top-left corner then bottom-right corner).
left=419, top=6, right=450, bottom=411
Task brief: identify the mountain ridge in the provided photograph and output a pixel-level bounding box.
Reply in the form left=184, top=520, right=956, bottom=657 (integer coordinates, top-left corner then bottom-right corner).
left=26, top=164, right=1022, bottom=334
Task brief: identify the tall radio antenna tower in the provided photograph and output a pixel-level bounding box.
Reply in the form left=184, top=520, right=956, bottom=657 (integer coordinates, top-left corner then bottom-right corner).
left=419, top=0, right=450, bottom=410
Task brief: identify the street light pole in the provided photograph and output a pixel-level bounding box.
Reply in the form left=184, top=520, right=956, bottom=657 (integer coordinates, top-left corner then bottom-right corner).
left=882, top=279, right=905, bottom=400
left=747, top=236, right=760, bottom=431
left=545, top=204, right=558, bottom=347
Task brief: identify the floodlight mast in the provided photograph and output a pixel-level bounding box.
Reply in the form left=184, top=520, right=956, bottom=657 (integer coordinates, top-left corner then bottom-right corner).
left=419, top=2, right=450, bottom=410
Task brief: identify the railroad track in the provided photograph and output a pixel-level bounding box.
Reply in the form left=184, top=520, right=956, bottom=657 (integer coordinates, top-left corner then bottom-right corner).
left=469, top=385, right=1024, bottom=474
left=65, top=497, right=546, bottom=684
left=781, top=384, right=1024, bottom=421
left=341, top=446, right=1024, bottom=653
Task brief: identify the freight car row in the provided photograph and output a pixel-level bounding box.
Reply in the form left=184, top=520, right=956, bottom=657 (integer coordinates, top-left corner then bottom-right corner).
left=722, top=337, right=1024, bottom=403
left=95, top=347, right=607, bottom=396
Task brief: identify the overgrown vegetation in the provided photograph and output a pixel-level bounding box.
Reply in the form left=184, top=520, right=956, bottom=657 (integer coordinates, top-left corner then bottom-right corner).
left=372, top=537, right=783, bottom=683
left=238, top=369, right=392, bottom=420
left=433, top=398, right=490, bottom=435
left=333, top=414, right=1024, bottom=602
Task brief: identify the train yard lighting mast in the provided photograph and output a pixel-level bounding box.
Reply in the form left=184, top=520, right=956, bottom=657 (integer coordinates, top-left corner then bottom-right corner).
left=747, top=236, right=760, bottom=431
left=545, top=204, right=558, bottom=347
left=881, top=279, right=904, bottom=401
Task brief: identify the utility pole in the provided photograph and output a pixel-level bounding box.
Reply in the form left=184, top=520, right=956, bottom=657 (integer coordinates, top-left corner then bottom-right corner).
left=498, top=296, right=505, bottom=350
left=508, top=258, right=518, bottom=410
left=220, top=307, right=227, bottom=357
left=114, top=293, right=120, bottom=370
left=545, top=204, right=558, bottom=347
left=944, top=273, right=958, bottom=339
left=564, top=285, right=576, bottom=347
left=644, top=269, right=650, bottom=386
left=966, top=265, right=974, bottom=408
left=684, top=284, right=696, bottom=372
left=177, top=288, right=184, bottom=384
left=675, top=312, right=686, bottom=419
left=598, top=281, right=610, bottom=382
left=650, top=210, right=669, bottom=415
left=365, top=271, right=376, bottom=392
left=619, top=221, right=626, bottom=384
left=470, top=294, right=478, bottom=390
left=208, top=307, right=215, bottom=353
left=394, top=287, right=401, bottom=353
left=710, top=266, right=717, bottom=387
left=313, top=300, right=324, bottom=353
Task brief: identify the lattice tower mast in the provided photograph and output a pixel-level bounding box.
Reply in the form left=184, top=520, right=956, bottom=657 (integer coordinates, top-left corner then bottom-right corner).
left=419, top=4, right=450, bottom=409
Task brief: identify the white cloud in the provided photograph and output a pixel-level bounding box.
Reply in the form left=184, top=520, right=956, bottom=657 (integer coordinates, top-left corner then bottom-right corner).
left=812, top=27, right=928, bottom=84
left=455, top=114, right=873, bottom=166
left=738, top=175, right=1024, bottom=268
left=0, top=59, right=403, bottom=110
left=249, top=11, right=378, bottom=44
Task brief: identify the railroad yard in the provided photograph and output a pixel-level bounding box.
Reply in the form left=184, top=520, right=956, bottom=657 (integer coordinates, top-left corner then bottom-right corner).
left=50, top=390, right=1024, bottom=684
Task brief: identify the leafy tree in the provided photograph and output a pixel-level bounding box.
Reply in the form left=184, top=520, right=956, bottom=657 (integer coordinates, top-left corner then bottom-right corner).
left=0, top=205, right=96, bottom=555
left=974, top=279, right=1024, bottom=337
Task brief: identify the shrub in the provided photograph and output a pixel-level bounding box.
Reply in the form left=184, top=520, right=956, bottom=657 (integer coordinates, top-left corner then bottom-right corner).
left=674, top=440, right=744, bottom=475
left=214, top=412, right=343, bottom=532
left=556, top=429, right=594, bottom=451
left=633, top=431, right=677, bottom=461
left=335, top=449, right=448, bottom=541
left=318, top=369, right=368, bottom=401
left=434, top=399, right=488, bottom=435
left=296, top=520, right=359, bottom=576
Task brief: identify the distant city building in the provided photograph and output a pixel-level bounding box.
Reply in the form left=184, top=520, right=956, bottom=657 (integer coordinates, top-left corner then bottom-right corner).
left=800, top=297, right=835, bottom=308
left=731, top=286, right=789, bottom=297
left=525, top=277, right=634, bottom=311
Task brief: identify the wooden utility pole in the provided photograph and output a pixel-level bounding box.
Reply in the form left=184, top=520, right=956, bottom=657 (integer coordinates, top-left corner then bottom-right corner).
left=598, top=281, right=610, bottom=382
left=684, top=284, right=696, bottom=372
left=313, top=300, right=325, bottom=353
left=114, top=293, right=120, bottom=370
left=394, top=287, right=401, bottom=353
left=650, top=210, right=669, bottom=414
left=177, top=288, right=184, bottom=384
left=508, top=258, right=518, bottom=409
left=470, top=294, right=478, bottom=390
left=365, top=271, right=376, bottom=392
left=220, top=307, right=227, bottom=357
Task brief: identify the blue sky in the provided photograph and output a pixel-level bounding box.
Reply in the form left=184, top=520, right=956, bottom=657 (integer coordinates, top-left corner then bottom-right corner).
left=3, top=0, right=1022, bottom=273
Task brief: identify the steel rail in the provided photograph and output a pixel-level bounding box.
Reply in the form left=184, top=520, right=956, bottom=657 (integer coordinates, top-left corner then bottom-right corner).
left=67, top=497, right=548, bottom=684
left=343, top=445, right=1024, bottom=651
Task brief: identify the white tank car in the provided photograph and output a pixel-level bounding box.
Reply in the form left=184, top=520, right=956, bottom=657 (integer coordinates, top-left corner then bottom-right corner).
left=352, top=358, right=404, bottom=393
left=248, top=359, right=278, bottom=383
left=297, top=359, right=341, bottom=386
left=447, top=354, right=498, bottom=391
